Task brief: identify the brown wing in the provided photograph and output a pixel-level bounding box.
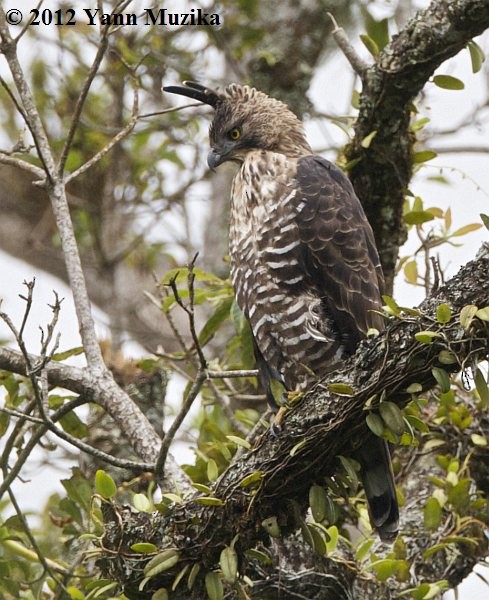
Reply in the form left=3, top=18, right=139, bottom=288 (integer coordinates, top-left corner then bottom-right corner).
left=295, top=155, right=384, bottom=352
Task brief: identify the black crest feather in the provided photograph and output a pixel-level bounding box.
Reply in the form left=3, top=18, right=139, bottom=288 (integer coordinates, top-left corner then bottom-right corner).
left=163, top=81, right=221, bottom=108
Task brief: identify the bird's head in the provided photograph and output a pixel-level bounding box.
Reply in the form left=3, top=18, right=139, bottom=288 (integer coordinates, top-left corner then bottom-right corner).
left=163, top=81, right=312, bottom=170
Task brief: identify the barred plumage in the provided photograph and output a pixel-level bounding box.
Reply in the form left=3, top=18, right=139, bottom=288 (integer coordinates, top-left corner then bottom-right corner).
left=164, top=81, right=399, bottom=541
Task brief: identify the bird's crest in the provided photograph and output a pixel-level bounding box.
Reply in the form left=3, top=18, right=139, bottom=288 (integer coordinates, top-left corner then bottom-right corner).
left=162, top=81, right=223, bottom=108
left=163, top=81, right=292, bottom=115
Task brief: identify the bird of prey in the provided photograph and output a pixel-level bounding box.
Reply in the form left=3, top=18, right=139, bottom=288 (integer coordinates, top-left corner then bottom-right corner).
left=163, top=81, right=399, bottom=541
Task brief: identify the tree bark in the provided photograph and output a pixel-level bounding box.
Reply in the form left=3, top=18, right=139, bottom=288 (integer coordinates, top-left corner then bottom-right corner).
left=98, top=246, right=489, bottom=598
left=346, top=0, right=489, bottom=292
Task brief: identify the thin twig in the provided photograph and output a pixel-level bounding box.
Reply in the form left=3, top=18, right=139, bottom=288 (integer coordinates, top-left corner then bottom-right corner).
left=0, top=150, right=45, bottom=179
left=0, top=396, right=85, bottom=501
left=155, top=369, right=207, bottom=477
left=327, top=13, right=370, bottom=78
left=58, top=23, right=110, bottom=175
left=207, top=369, right=259, bottom=379
left=64, top=87, right=139, bottom=183
left=7, top=487, right=70, bottom=586
left=17, top=279, right=35, bottom=344
left=13, top=0, right=42, bottom=43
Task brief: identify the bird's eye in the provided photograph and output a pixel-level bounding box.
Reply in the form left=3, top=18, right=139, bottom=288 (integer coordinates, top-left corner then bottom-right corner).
left=228, top=127, right=241, bottom=141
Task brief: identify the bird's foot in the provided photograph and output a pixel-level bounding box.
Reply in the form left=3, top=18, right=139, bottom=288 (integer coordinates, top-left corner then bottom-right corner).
left=270, top=405, right=289, bottom=436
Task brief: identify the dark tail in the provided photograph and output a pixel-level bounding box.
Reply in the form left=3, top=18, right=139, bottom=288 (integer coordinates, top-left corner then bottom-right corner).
left=355, top=436, right=399, bottom=542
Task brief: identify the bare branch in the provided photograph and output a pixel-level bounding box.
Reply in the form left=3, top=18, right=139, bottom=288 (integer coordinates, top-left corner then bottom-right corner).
left=65, top=87, right=139, bottom=184
left=155, top=369, right=206, bottom=478
left=327, top=12, right=370, bottom=77
left=58, top=23, right=110, bottom=175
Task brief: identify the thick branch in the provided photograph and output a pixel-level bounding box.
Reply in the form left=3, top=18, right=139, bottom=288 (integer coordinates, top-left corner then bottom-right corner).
left=344, top=0, right=489, bottom=292
left=101, top=247, right=489, bottom=596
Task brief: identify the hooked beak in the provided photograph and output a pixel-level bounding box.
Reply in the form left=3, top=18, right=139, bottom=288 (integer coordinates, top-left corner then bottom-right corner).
left=207, top=148, right=223, bottom=171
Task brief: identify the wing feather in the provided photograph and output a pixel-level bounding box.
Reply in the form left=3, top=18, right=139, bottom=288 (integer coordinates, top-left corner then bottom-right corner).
left=295, top=156, right=384, bottom=351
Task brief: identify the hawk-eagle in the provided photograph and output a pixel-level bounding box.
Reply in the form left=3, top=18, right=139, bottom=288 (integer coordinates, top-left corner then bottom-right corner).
left=164, top=81, right=399, bottom=541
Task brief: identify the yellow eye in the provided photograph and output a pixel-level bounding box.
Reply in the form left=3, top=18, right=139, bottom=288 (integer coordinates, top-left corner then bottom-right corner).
left=228, top=127, right=241, bottom=141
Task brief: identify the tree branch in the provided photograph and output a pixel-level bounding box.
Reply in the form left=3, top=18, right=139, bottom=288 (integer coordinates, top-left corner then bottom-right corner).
left=344, top=0, right=489, bottom=293
left=100, top=246, right=489, bottom=596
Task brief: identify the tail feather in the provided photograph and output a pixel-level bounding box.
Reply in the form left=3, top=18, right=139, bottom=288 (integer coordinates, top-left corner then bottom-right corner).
left=356, top=436, right=399, bottom=542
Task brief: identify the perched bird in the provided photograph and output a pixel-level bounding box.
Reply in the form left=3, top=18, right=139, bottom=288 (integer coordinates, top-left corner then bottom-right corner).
left=163, top=81, right=399, bottom=541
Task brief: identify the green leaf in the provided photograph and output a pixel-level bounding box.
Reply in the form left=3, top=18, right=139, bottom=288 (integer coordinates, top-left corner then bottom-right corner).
left=368, top=558, right=409, bottom=582
left=351, top=89, right=360, bottom=110
left=451, top=223, right=482, bottom=237
left=205, top=571, right=223, bottom=600
left=245, top=548, right=272, bottom=565
left=0, top=411, right=9, bottom=437
left=58, top=410, right=88, bottom=439
left=431, top=367, right=451, bottom=393
left=207, top=459, right=219, bottom=483
left=480, top=213, right=489, bottom=231
left=447, top=479, right=471, bottom=512
left=475, top=368, right=489, bottom=407
left=187, top=563, right=200, bottom=590
left=361, top=8, right=389, bottom=51
left=460, top=304, right=478, bottom=329
left=309, top=485, right=328, bottom=523
left=67, top=587, right=85, bottom=600
left=325, top=524, right=339, bottom=554
left=151, top=589, right=169, bottom=600
left=133, top=493, right=152, bottom=512
left=192, top=483, right=213, bottom=494
left=415, top=331, right=442, bottom=344
left=144, top=549, right=180, bottom=578
left=94, top=470, right=117, bottom=500
left=468, top=40, right=485, bottom=73
left=424, top=497, right=442, bottom=530
left=338, top=455, right=359, bottom=491
left=438, top=350, right=457, bottom=365
left=131, top=542, right=158, bottom=554
left=405, top=414, right=429, bottom=433
left=475, top=306, right=489, bottom=322
left=262, top=516, right=281, bottom=538
left=412, top=151, right=437, bottom=164
left=360, top=34, right=379, bottom=57
left=361, top=130, right=377, bottom=148
left=433, top=74, right=465, bottom=90
left=379, top=401, right=405, bottom=436
left=195, top=497, right=225, bottom=506
left=301, top=522, right=326, bottom=555
left=366, top=412, right=384, bottom=437
left=436, top=303, right=452, bottom=324
left=198, top=297, right=233, bottom=347
left=404, top=260, right=418, bottom=284
left=52, top=346, right=84, bottom=361
left=406, top=383, right=423, bottom=394
left=290, top=439, right=307, bottom=456
left=239, top=471, right=264, bottom=488
left=411, top=117, right=430, bottom=132
left=382, top=295, right=401, bottom=315
left=226, top=435, right=251, bottom=449
left=355, top=538, right=374, bottom=562
left=328, top=382, right=355, bottom=396
left=471, top=433, right=487, bottom=446
left=220, top=546, right=238, bottom=583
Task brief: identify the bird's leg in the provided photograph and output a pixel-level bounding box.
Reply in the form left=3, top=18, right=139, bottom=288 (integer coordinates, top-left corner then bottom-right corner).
left=268, top=385, right=304, bottom=434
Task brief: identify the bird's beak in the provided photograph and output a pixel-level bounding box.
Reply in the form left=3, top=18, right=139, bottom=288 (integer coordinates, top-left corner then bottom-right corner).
left=207, top=148, right=223, bottom=171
